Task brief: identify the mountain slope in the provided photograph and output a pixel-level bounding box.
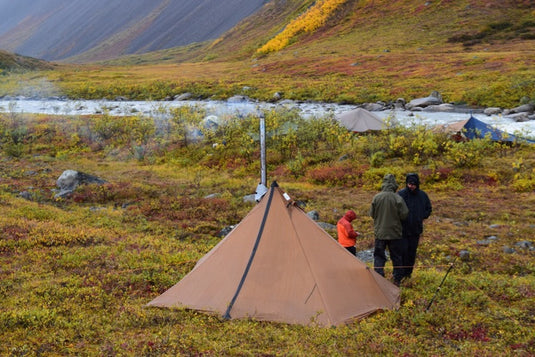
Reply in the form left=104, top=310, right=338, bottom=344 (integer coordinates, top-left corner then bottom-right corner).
left=0, top=0, right=267, bottom=62
left=0, top=49, right=55, bottom=73
left=1, top=0, right=534, bottom=108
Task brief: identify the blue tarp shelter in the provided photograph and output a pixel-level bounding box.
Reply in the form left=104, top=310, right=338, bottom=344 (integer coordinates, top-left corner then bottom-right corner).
left=442, top=116, right=534, bottom=144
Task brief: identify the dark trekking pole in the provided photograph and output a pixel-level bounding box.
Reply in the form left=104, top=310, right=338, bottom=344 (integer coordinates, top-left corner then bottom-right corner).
left=426, top=258, right=456, bottom=311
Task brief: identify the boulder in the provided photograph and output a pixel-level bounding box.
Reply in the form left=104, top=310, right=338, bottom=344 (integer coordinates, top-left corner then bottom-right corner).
left=307, top=210, right=320, bottom=221
left=423, top=103, right=456, bottom=112
left=174, top=93, right=192, bottom=101
left=55, top=170, right=107, bottom=198
left=316, top=221, right=336, bottom=231
left=509, top=103, right=534, bottom=114
left=406, top=92, right=443, bottom=109
left=356, top=249, right=374, bottom=263
left=484, top=107, right=502, bottom=116
left=515, top=240, right=533, bottom=249
left=509, top=113, right=530, bottom=122
left=394, top=98, right=406, bottom=109
left=203, top=115, right=220, bottom=130
left=503, top=246, right=515, bottom=254
left=361, top=102, right=386, bottom=111
left=227, top=95, right=250, bottom=103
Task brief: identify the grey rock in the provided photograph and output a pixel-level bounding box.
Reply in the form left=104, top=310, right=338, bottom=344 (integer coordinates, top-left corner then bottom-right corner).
left=217, top=225, right=235, bottom=237
left=307, top=210, right=320, bottom=221
left=203, top=115, right=220, bottom=130
left=423, top=103, right=455, bottom=112
left=316, top=221, right=336, bottom=231
left=509, top=103, right=534, bottom=113
left=510, top=113, right=530, bottom=122
left=407, top=92, right=443, bottom=109
left=174, top=93, right=192, bottom=101
left=356, top=249, right=374, bottom=263
left=515, top=241, right=533, bottom=249
left=484, top=107, right=502, bottom=115
left=19, top=191, right=32, bottom=200
left=503, top=246, right=515, bottom=254
left=459, top=250, right=470, bottom=261
left=477, top=239, right=493, bottom=246
left=362, top=102, right=386, bottom=111
left=227, top=95, right=250, bottom=103
left=55, top=170, right=107, bottom=198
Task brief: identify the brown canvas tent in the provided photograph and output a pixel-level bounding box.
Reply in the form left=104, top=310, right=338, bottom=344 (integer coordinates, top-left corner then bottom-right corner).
left=336, top=108, right=385, bottom=132
left=147, top=182, right=400, bottom=326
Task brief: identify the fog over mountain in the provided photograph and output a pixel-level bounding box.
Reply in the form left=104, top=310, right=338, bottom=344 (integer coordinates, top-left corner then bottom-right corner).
left=0, top=0, right=267, bottom=62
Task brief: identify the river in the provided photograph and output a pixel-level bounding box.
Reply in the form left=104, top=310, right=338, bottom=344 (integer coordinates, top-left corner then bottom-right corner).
left=1, top=98, right=534, bottom=137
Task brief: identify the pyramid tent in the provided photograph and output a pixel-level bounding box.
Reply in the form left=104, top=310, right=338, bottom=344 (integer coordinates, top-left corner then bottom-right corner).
left=147, top=182, right=400, bottom=327
left=336, top=108, right=385, bottom=132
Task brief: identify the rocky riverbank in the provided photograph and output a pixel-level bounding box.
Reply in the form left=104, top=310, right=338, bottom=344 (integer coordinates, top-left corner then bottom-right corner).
left=1, top=91, right=534, bottom=135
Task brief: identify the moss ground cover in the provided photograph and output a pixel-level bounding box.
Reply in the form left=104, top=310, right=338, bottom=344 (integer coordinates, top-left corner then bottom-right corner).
left=0, top=109, right=533, bottom=356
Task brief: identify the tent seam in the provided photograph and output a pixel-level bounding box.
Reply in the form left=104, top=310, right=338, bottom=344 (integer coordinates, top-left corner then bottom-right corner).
left=222, top=183, right=275, bottom=319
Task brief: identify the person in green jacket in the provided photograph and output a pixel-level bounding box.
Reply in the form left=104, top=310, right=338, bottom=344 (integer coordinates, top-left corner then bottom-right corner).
left=370, top=174, right=409, bottom=286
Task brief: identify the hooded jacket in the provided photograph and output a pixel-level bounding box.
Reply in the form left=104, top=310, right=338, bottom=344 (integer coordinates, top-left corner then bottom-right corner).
left=398, top=173, right=432, bottom=237
left=337, top=210, right=358, bottom=248
left=370, top=174, right=409, bottom=240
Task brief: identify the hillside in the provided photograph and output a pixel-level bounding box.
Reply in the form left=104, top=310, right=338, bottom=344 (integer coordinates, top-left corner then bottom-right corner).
left=0, top=0, right=267, bottom=62
left=114, top=0, right=535, bottom=63
left=0, top=50, right=56, bottom=73
left=1, top=0, right=534, bottom=108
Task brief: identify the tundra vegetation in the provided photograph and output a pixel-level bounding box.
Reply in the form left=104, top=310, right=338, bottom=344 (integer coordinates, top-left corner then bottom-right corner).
left=0, top=108, right=534, bottom=356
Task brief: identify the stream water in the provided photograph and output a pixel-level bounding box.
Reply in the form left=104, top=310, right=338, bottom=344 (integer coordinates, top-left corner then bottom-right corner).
left=1, top=98, right=534, bottom=136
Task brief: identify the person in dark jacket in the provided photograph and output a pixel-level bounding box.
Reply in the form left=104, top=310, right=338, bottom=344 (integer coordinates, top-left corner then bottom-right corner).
left=370, top=174, right=409, bottom=286
left=398, top=173, right=432, bottom=279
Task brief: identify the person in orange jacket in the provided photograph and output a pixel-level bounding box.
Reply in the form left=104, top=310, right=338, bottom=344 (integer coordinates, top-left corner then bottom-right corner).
left=337, top=210, right=360, bottom=256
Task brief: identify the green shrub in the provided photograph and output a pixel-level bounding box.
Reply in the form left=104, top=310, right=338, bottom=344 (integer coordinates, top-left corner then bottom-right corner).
left=387, top=124, right=447, bottom=164
left=362, top=167, right=405, bottom=190
left=445, top=137, right=494, bottom=168
left=370, top=151, right=385, bottom=167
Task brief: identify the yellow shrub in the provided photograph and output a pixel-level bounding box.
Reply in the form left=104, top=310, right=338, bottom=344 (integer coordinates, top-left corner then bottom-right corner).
left=258, top=0, right=349, bottom=53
